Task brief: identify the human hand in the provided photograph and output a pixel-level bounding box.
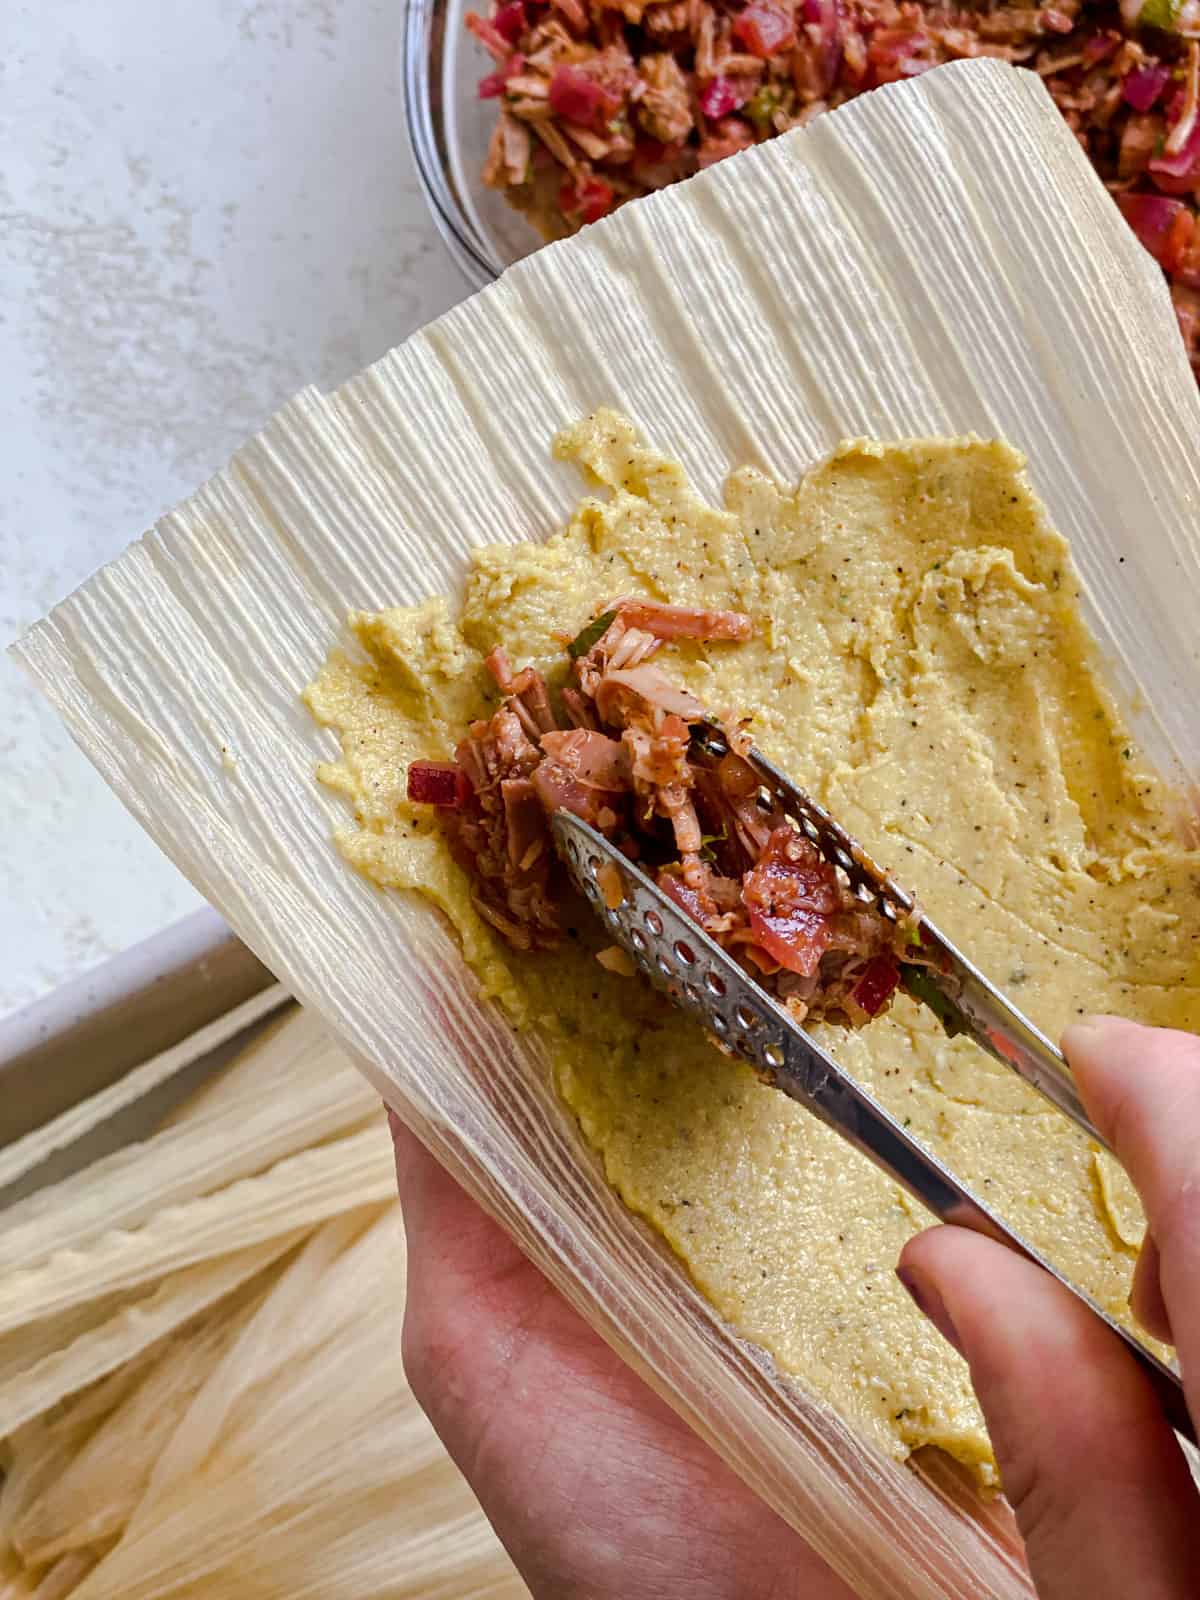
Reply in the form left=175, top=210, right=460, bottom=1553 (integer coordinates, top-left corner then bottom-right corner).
left=900, top=1016, right=1200, bottom=1599
left=391, top=1015, right=1200, bottom=1600
left=388, top=1111, right=855, bottom=1600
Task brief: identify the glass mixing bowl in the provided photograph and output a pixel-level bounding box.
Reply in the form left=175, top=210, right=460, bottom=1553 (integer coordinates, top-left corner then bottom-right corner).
left=403, top=0, right=543, bottom=288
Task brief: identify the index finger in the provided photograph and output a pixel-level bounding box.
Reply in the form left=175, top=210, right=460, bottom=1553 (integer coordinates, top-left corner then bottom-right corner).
left=1063, top=1016, right=1200, bottom=1397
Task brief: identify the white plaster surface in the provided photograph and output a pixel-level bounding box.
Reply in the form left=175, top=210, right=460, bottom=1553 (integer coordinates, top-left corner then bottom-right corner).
left=1, top=0, right=465, bottom=1016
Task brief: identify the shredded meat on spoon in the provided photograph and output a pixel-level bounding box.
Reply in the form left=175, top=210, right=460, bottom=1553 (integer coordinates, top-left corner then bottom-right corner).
left=407, top=598, right=921, bottom=1025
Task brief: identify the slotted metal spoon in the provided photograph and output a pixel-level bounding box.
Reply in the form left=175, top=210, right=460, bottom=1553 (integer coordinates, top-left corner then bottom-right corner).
left=550, top=787, right=1193, bottom=1444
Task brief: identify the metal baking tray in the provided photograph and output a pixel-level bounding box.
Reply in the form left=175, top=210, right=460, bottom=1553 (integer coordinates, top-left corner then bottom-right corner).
left=0, top=909, right=283, bottom=1204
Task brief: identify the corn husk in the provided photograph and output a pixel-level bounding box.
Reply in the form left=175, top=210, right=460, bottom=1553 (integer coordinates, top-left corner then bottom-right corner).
left=16, top=59, right=1200, bottom=1600
left=0, top=1126, right=393, bottom=1336
left=0, top=985, right=289, bottom=1199
left=0, top=1295, right=145, bottom=1408
left=5, top=1279, right=271, bottom=1566
left=1, top=1209, right=523, bottom=1599
left=0, top=1010, right=367, bottom=1434
left=1, top=1010, right=524, bottom=1599
left=0, top=1009, right=374, bottom=1276
left=54, top=1207, right=518, bottom=1600
left=0, top=1235, right=302, bottom=1439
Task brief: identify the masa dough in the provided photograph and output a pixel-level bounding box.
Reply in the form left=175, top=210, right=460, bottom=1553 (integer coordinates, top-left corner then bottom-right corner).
left=305, top=413, right=1200, bottom=1479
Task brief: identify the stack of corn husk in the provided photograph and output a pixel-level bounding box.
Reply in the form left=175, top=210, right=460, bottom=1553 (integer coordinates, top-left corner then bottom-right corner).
left=0, top=1002, right=526, bottom=1599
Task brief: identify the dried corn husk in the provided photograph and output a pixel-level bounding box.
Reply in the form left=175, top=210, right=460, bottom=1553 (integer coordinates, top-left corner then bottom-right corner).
left=0, top=1235, right=302, bottom=1439
left=53, top=1207, right=519, bottom=1600
left=0, top=985, right=289, bottom=1199
left=0, top=1127, right=393, bottom=1336
left=0, top=1009, right=374, bottom=1276
left=7, top=1280, right=270, bottom=1566
left=0, top=1010, right=369, bottom=1434
left=15, top=58, right=1200, bottom=1600
left=1, top=1012, right=524, bottom=1599
left=0, top=1294, right=145, bottom=1409
left=1, top=1210, right=522, bottom=1598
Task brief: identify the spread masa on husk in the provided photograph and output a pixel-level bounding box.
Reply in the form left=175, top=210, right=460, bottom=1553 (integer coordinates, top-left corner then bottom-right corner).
left=306, top=412, right=1198, bottom=1480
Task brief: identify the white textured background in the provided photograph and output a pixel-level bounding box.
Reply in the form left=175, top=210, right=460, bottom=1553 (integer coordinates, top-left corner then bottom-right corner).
left=1, top=0, right=464, bottom=1015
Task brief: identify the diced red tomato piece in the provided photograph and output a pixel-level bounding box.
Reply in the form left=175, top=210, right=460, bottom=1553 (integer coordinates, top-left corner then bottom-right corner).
left=850, top=955, right=900, bottom=1018
left=1151, top=114, right=1200, bottom=189
left=493, top=0, right=527, bottom=41
left=407, top=761, right=472, bottom=808
left=634, top=136, right=682, bottom=164
left=580, top=179, right=617, bottom=223
left=1173, top=284, right=1200, bottom=359
left=1174, top=221, right=1200, bottom=287
left=478, top=49, right=524, bottom=97
left=1117, top=192, right=1196, bottom=271
left=732, top=2, right=796, bottom=59
left=549, top=63, right=623, bottom=127
left=657, top=869, right=712, bottom=924
left=1164, top=206, right=1196, bottom=272
left=549, top=64, right=604, bottom=123
left=1151, top=169, right=1200, bottom=196
left=742, top=825, right=838, bottom=977
left=558, top=174, right=617, bottom=224
left=867, top=26, right=937, bottom=84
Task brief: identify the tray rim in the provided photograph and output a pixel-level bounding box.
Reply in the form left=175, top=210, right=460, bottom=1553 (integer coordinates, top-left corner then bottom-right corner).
left=0, top=908, right=277, bottom=1149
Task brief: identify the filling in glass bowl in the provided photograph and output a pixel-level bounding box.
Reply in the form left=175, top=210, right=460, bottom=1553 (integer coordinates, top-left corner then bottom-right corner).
left=464, top=0, right=1200, bottom=369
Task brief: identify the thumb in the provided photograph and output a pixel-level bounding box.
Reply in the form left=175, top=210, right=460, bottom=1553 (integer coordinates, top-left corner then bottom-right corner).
left=898, top=1226, right=1200, bottom=1600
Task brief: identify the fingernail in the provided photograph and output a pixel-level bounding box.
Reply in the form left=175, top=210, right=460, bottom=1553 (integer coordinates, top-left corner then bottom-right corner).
left=896, top=1265, right=963, bottom=1356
